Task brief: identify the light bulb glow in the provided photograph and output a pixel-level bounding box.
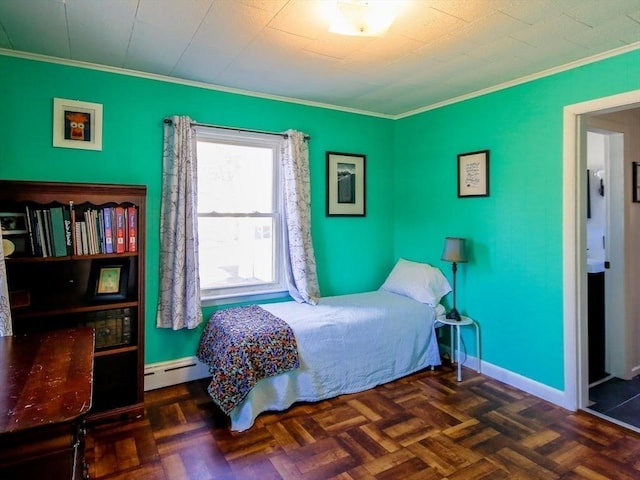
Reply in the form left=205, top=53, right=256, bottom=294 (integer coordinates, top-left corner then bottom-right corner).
left=329, top=1, right=401, bottom=37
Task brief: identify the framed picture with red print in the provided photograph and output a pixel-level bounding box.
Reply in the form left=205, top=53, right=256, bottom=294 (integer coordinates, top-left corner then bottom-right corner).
left=52, top=97, right=103, bottom=151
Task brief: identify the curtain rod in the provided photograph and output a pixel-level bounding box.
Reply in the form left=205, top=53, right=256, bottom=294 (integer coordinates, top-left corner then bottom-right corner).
left=163, top=118, right=310, bottom=141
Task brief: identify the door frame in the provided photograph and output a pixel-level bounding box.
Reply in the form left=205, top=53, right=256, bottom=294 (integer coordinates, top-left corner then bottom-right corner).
left=562, top=90, right=640, bottom=411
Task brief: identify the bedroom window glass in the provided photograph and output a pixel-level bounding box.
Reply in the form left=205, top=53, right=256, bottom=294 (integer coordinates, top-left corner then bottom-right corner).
left=196, top=127, right=286, bottom=302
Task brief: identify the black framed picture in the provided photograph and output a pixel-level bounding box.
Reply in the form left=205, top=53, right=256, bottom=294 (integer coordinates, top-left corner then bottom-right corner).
left=88, top=259, right=129, bottom=301
left=326, top=151, right=366, bottom=216
left=458, top=150, right=490, bottom=197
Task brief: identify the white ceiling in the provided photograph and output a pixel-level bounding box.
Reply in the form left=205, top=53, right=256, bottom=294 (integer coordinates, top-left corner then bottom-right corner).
left=1, top=0, right=639, bottom=117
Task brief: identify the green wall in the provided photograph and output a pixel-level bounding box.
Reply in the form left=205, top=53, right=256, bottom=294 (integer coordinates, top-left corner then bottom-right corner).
left=0, top=54, right=395, bottom=363
left=1, top=50, right=639, bottom=391
left=393, top=50, right=640, bottom=390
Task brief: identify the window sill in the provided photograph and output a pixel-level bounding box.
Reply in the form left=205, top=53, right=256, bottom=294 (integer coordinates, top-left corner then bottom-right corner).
left=200, top=289, right=290, bottom=307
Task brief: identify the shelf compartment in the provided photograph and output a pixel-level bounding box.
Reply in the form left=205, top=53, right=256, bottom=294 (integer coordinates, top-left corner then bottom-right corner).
left=6, top=255, right=138, bottom=317
left=92, top=352, right=139, bottom=413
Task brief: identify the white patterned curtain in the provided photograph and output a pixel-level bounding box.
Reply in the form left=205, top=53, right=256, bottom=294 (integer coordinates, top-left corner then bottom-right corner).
left=0, top=229, right=13, bottom=336
left=281, top=130, right=320, bottom=304
left=156, top=116, right=203, bottom=329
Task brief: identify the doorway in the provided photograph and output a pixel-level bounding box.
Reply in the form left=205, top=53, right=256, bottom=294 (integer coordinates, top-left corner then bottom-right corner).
left=585, top=130, right=609, bottom=385
left=585, top=126, right=626, bottom=383
left=562, top=90, right=640, bottom=434
left=584, top=123, right=640, bottom=429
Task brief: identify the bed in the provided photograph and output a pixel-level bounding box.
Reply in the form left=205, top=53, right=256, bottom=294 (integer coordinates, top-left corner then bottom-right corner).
left=197, top=258, right=451, bottom=431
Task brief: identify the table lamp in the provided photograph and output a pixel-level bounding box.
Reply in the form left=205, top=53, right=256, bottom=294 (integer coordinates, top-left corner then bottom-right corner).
left=441, top=237, right=467, bottom=321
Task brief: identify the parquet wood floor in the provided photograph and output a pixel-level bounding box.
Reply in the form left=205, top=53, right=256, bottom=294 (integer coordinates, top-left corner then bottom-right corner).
left=86, top=364, right=640, bottom=479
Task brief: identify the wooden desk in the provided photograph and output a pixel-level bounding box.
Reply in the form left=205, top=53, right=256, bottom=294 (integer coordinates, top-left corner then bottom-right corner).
left=0, top=328, right=94, bottom=480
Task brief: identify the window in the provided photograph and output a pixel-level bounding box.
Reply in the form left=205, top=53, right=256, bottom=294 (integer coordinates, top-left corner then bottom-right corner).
left=196, top=127, right=286, bottom=302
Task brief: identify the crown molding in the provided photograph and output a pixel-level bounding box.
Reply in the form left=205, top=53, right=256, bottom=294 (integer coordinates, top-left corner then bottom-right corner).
left=2, top=42, right=638, bottom=121
left=395, top=42, right=640, bottom=120
left=0, top=48, right=393, bottom=120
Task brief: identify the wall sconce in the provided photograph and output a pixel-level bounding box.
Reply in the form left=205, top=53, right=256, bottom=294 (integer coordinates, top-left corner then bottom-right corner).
left=329, top=0, right=402, bottom=37
left=441, top=237, right=468, bottom=321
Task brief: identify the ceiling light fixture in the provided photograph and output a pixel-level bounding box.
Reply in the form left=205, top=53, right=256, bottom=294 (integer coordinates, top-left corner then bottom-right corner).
left=329, top=0, right=402, bottom=37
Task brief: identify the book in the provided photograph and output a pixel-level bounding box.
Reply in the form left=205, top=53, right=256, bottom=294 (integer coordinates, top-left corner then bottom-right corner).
left=69, top=201, right=76, bottom=255
left=84, top=308, right=132, bottom=348
left=43, top=209, right=54, bottom=257
left=35, top=209, right=48, bottom=257
left=127, top=206, right=137, bottom=252
left=74, top=221, right=82, bottom=255
left=83, top=209, right=91, bottom=254
left=80, top=221, right=89, bottom=255
left=93, top=209, right=101, bottom=254
left=49, top=206, right=68, bottom=257
left=90, top=209, right=99, bottom=254
left=63, top=207, right=73, bottom=255
left=28, top=206, right=43, bottom=256
left=122, top=311, right=131, bottom=344
left=103, top=207, right=113, bottom=254
left=24, top=205, right=36, bottom=256
left=85, top=209, right=95, bottom=255
left=96, top=209, right=104, bottom=253
left=114, top=206, right=125, bottom=253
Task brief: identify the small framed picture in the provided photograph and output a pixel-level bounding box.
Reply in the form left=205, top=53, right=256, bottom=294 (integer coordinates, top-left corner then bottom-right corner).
left=633, top=162, right=640, bottom=203
left=88, top=259, right=129, bottom=302
left=326, top=151, right=366, bottom=216
left=0, top=212, right=28, bottom=235
left=53, top=98, right=103, bottom=151
left=458, top=150, right=490, bottom=197
left=0, top=213, right=28, bottom=257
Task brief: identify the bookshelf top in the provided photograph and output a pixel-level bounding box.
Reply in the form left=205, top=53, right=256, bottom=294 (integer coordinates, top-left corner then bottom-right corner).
left=0, top=181, right=147, bottom=205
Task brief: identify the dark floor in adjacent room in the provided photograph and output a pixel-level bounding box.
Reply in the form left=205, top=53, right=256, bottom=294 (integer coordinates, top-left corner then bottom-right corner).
left=589, top=375, right=640, bottom=429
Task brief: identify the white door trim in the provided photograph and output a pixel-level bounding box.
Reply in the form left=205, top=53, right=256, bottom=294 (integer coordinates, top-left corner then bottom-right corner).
left=562, top=90, right=640, bottom=410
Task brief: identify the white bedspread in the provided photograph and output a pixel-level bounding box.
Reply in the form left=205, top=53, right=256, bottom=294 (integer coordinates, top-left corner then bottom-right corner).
left=227, top=290, right=441, bottom=431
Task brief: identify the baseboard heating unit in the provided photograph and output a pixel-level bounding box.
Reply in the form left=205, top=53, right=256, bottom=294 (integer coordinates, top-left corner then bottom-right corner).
left=144, top=356, right=210, bottom=391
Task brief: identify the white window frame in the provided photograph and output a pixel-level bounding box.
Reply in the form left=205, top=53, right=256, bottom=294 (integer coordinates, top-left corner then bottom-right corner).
left=195, top=126, right=288, bottom=305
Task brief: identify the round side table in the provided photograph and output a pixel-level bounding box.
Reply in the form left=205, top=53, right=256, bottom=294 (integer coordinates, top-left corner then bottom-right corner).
left=435, top=315, right=480, bottom=381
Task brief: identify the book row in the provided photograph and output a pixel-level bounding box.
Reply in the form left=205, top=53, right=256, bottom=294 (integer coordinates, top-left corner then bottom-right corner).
left=14, top=203, right=137, bottom=257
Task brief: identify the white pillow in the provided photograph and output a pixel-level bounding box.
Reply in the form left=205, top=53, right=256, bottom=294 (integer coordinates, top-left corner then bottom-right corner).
left=379, top=258, right=451, bottom=306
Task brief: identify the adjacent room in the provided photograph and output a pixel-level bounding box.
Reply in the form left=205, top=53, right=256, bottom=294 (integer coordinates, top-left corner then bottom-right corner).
left=0, top=1, right=639, bottom=478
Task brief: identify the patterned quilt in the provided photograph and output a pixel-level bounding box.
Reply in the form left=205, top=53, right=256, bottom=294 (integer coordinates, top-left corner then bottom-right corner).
left=196, top=305, right=299, bottom=415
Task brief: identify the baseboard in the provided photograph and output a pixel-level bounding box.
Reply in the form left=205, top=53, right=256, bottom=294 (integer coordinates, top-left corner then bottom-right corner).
left=144, top=356, right=210, bottom=391
left=144, top=353, right=569, bottom=411
left=460, top=354, right=569, bottom=409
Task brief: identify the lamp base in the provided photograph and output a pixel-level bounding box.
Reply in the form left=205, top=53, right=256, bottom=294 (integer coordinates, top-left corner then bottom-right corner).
left=446, top=308, right=461, bottom=321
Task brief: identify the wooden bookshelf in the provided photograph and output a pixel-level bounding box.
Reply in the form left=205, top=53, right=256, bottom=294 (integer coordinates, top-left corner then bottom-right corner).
left=0, top=180, right=146, bottom=423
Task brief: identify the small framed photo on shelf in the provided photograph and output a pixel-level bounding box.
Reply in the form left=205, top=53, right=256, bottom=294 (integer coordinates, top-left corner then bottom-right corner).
left=633, top=162, right=640, bottom=203
left=326, top=151, right=366, bottom=216
left=88, top=259, right=129, bottom=302
left=0, top=212, right=29, bottom=257
left=53, top=98, right=103, bottom=151
left=0, top=212, right=28, bottom=235
left=458, top=150, right=490, bottom=197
